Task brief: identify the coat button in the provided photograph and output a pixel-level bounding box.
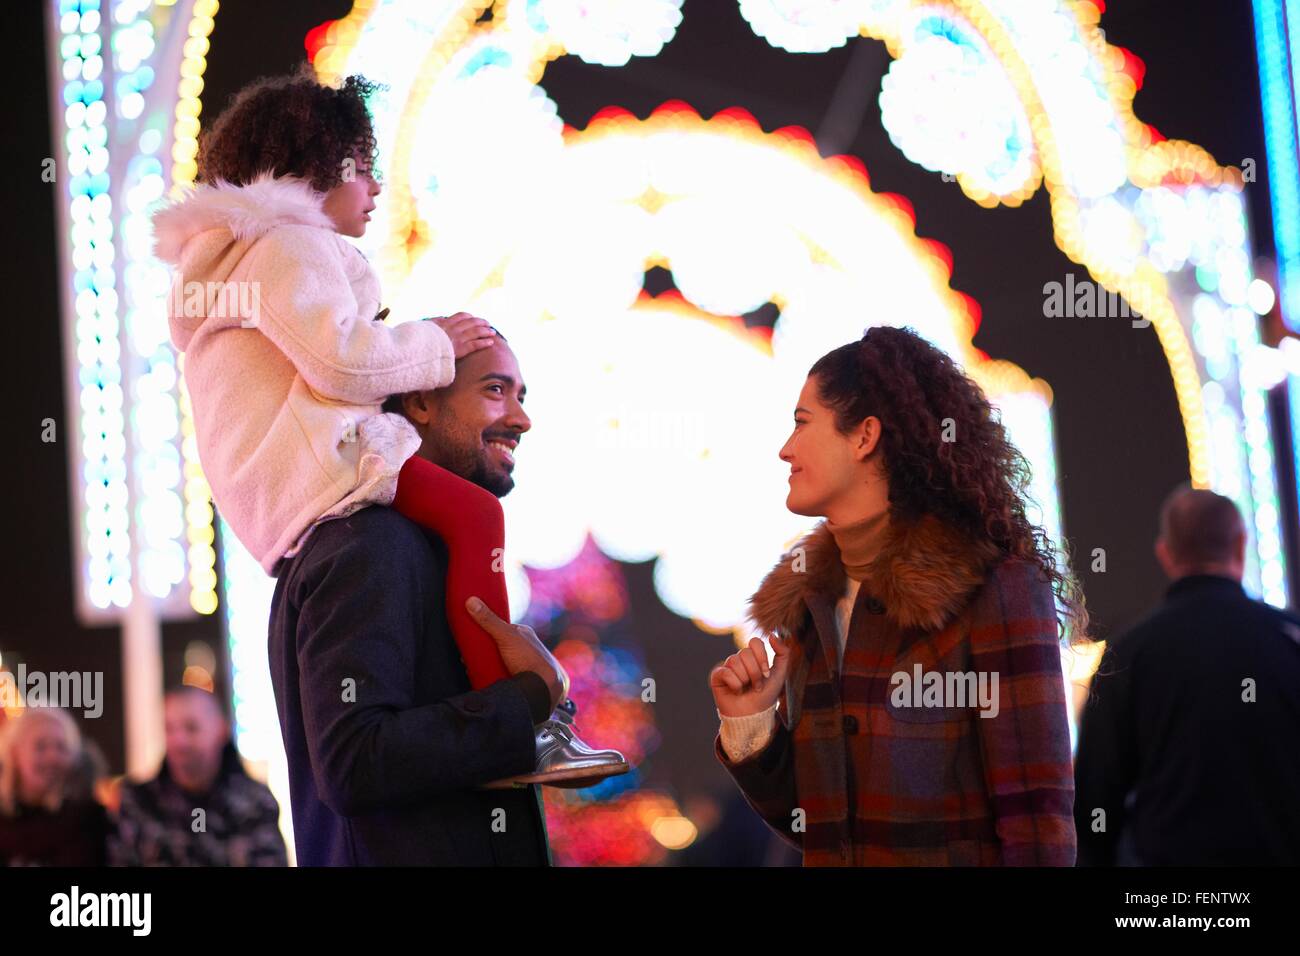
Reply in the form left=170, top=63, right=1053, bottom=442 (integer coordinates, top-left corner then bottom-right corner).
left=866, top=597, right=886, bottom=614
left=842, top=715, right=859, bottom=734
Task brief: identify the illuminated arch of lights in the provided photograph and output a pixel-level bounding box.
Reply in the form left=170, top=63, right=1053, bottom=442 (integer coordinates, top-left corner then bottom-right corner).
left=298, top=0, right=1287, bottom=612
left=301, top=1, right=1053, bottom=637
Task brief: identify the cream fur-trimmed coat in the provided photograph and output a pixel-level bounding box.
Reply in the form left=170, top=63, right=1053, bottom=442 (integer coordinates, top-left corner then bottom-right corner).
left=151, top=173, right=456, bottom=573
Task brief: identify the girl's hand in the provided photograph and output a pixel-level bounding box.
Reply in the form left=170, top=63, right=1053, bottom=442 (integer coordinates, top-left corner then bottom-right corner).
left=709, top=635, right=792, bottom=717
left=430, top=312, right=498, bottom=359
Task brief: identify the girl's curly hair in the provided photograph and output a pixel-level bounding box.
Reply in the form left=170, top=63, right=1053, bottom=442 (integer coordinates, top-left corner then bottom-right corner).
left=197, top=63, right=381, bottom=191
left=810, top=325, right=1090, bottom=646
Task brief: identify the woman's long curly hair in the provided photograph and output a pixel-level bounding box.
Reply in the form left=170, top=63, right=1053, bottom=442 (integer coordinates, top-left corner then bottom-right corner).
left=810, top=326, right=1090, bottom=646
left=197, top=64, right=381, bottom=191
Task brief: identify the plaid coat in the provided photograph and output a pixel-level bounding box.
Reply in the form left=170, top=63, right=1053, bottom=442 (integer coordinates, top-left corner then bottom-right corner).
left=716, top=514, right=1076, bottom=866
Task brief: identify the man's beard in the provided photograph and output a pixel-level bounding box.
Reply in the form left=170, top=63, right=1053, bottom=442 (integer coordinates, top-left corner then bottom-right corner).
left=458, top=450, right=514, bottom=498
left=428, top=415, right=515, bottom=498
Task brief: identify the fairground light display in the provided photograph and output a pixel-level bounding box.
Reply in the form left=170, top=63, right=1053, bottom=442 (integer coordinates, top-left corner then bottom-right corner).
left=47, top=0, right=1298, bottom=863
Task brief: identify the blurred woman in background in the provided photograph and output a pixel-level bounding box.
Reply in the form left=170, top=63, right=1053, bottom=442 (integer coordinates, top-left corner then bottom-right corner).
left=0, top=707, right=110, bottom=866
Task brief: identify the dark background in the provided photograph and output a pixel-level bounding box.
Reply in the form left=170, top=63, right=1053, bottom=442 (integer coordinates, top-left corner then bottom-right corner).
left=1, top=1, right=1280, bottom=804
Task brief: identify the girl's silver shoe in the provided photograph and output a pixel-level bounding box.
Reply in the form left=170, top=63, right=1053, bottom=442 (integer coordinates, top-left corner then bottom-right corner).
left=481, top=720, right=629, bottom=790
left=543, top=715, right=625, bottom=760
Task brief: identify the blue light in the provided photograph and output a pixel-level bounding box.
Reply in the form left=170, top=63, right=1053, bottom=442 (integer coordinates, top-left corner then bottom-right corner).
left=91, top=266, right=115, bottom=290
left=1292, top=374, right=1300, bottom=553
left=462, top=47, right=512, bottom=76
left=525, top=0, right=547, bottom=34
left=1255, top=0, right=1300, bottom=607
left=1254, top=0, right=1300, bottom=333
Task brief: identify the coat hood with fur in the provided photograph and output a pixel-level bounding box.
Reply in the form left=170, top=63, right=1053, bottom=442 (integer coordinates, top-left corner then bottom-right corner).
left=151, top=172, right=334, bottom=267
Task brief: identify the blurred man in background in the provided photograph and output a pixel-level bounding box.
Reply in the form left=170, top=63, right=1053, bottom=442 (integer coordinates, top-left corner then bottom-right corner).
left=109, top=686, right=286, bottom=866
left=1074, top=484, right=1300, bottom=865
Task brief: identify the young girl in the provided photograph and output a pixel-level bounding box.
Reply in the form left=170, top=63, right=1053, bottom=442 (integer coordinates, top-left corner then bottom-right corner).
left=152, top=66, right=625, bottom=788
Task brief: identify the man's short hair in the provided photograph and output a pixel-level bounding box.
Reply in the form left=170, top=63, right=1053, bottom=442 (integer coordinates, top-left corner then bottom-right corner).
left=1158, top=484, right=1245, bottom=567
left=381, top=323, right=507, bottom=416
left=164, top=684, right=227, bottom=720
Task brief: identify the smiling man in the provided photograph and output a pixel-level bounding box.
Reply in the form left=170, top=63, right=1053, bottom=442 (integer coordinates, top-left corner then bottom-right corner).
left=392, top=337, right=527, bottom=496
left=267, top=329, right=574, bottom=865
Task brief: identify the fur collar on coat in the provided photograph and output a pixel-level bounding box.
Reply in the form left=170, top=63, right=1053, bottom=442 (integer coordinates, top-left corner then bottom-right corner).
left=747, top=513, right=1004, bottom=637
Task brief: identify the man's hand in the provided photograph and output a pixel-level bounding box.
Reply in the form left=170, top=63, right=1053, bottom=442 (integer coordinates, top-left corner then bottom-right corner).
left=430, top=312, right=497, bottom=360
left=709, top=635, right=792, bottom=717
left=465, top=597, right=568, bottom=712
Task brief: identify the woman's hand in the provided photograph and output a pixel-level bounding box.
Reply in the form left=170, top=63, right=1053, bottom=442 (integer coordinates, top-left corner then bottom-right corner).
left=710, top=635, right=791, bottom=717
left=430, top=312, right=498, bottom=360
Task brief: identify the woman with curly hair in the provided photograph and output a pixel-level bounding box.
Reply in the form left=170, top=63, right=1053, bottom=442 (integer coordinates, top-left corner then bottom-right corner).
left=709, top=325, right=1086, bottom=866
left=151, top=66, right=623, bottom=792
